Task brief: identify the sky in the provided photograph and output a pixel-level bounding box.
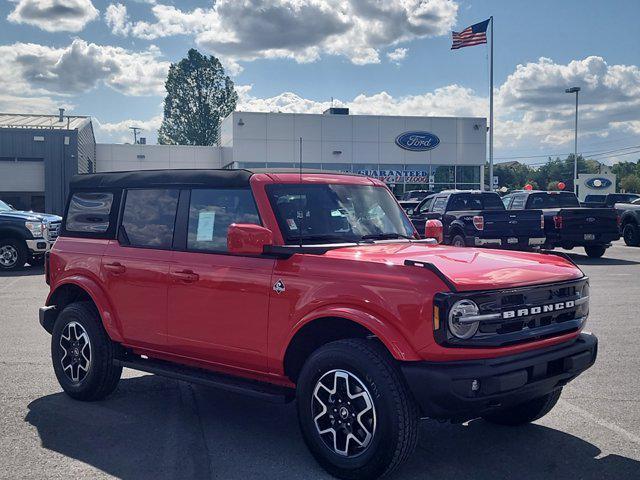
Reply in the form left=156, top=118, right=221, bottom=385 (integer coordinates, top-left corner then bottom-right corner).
left=0, top=0, right=639, bottom=165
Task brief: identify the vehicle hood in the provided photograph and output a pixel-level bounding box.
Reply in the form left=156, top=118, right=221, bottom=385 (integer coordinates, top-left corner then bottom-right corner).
left=324, top=242, right=583, bottom=291
left=0, top=210, right=62, bottom=222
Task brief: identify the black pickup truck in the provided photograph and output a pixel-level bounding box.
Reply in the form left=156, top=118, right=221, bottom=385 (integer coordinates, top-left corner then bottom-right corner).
left=0, top=199, right=61, bottom=270
left=502, top=190, right=620, bottom=258
left=616, top=200, right=640, bottom=246
left=408, top=190, right=545, bottom=249
left=581, top=193, right=640, bottom=208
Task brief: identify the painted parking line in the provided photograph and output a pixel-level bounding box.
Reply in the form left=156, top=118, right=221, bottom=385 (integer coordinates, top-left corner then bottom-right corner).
left=559, top=399, right=640, bottom=446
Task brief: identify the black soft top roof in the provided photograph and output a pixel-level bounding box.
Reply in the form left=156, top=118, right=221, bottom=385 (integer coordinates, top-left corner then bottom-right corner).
left=70, top=169, right=253, bottom=190
left=69, top=168, right=361, bottom=190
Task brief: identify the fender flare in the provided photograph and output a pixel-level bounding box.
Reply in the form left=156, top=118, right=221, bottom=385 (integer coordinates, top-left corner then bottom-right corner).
left=0, top=225, right=29, bottom=241
left=47, top=276, right=124, bottom=343
left=282, top=305, right=421, bottom=363
left=448, top=221, right=466, bottom=241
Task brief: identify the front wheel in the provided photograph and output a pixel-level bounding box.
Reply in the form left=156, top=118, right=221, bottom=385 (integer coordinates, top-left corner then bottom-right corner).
left=296, top=339, right=418, bottom=480
left=51, top=302, right=122, bottom=401
left=623, top=223, right=640, bottom=246
left=451, top=234, right=466, bottom=247
left=482, top=388, right=562, bottom=426
left=584, top=245, right=606, bottom=258
left=0, top=238, right=27, bottom=271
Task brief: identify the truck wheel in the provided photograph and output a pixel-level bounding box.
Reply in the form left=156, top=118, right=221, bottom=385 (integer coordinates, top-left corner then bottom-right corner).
left=296, top=339, right=418, bottom=480
left=51, top=302, right=122, bottom=401
left=0, top=238, right=27, bottom=271
left=623, top=223, right=640, bottom=246
left=451, top=234, right=466, bottom=247
left=584, top=245, right=606, bottom=258
left=482, top=388, right=562, bottom=426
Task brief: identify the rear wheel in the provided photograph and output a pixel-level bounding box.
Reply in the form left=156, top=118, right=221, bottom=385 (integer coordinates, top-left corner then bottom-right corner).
left=296, top=339, right=418, bottom=480
left=51, top=302, right=122, bottom=401
left=482, top=388, right=562, bottom=426
left=584, top=245, right=606, bottom=258
left=623, top=223, right=640, bottom=246
left=0, top=238, right=27, bottom=271
left=451, top=234, right=466, bottom=247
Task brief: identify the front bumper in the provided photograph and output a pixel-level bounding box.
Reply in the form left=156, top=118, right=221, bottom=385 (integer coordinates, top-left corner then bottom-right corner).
left=473, top=236, right=546, bottom=249
left=401, top=333, right=597, bottom=421
left=25, top=238, right=53, bottom=255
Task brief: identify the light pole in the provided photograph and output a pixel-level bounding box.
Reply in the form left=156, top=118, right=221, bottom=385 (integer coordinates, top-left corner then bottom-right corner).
left=565, top=87, right=580, bottom=194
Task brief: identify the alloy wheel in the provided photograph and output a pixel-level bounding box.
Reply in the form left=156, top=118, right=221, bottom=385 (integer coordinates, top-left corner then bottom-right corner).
left=312, top=369, right=377, bottom=457
left=0, top=244, right=18, bottom=268
left=59, top=321, right=92, bottom=383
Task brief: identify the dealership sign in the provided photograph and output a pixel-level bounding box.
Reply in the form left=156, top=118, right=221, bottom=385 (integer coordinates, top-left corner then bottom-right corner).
left=395, top=131, right=440, bottom=151
left=585, top=177, right=613, bottom=189
left=356, top=169, right=432, bottom=184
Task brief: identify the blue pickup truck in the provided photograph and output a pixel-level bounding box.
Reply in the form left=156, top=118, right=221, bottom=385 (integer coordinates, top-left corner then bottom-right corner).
left=0, top=199, right=61, bottom=270
left=408, top=190, right=545, bottom=249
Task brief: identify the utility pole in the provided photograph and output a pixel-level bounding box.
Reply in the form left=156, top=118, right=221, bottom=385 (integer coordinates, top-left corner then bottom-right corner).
left=565, top=87, right=580, bottom=194
left=129, top=126, right=142, bottom=144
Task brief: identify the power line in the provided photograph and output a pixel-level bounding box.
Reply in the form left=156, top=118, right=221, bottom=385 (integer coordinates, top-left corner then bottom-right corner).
left=495, top=144, right=640, bottom=161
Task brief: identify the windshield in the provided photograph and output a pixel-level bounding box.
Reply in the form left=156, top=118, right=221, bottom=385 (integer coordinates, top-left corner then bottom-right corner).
left=527, top=193, right=580, bottom=208
left=266, top=184, right=416, bottom=244
left=0, top=200, right=13, bottom=211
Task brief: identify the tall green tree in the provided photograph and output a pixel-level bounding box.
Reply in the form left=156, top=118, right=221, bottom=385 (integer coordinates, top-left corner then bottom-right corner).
left=158, top=49, right=237, bottom=146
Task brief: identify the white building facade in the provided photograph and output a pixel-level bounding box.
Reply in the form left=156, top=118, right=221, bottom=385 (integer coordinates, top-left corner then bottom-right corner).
left=97, top=109, right=487, bottom=195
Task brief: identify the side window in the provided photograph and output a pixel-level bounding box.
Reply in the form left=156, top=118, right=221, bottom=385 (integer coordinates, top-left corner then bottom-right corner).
left=510, top=195, right=526, bottom=209
left=502, top=196, right=512, bottom=208
left=120, top=189, right=179, bottom=249
left=187, top=188, right=260, bottom=252
left=418, top=197, right=434, bottom=214
left=432, top=197, right=447, bottom=213
left=66, top=192, right=114, bottom=233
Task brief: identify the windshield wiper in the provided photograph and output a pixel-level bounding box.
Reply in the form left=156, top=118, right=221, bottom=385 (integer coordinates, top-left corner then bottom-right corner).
left=360, top=232, right=415, bottom=241
left=291, top=234, right=361, bottom=244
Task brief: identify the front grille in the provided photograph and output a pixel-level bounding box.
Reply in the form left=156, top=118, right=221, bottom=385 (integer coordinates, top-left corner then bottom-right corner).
left=435, top=278, right=588, bottom=347
left=46, top=221, right=61, bottom=242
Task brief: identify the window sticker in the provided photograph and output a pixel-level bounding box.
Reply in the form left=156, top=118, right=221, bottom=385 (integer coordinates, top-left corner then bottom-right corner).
left=286, top=218, right=298, bottom=230
left=196, top=211, right=216, bottom=241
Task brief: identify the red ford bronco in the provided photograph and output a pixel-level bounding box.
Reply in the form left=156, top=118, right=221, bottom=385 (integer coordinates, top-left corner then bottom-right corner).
left=40, top=169, right=597, bottom=479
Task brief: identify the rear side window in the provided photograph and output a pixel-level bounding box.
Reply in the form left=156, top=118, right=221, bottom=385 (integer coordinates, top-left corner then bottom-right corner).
left=66, top=192, right=114, bottom=233
left=432, top=197, right=447, bottom=212
left=510, top=195, right=526, bottom=209
left=120, top=189, right=179, bottom=249
left=187, top=188, right=260, bottom=252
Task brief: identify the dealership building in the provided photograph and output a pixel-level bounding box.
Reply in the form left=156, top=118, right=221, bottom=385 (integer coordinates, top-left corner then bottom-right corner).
left=1, top=109, right=487, bottom=214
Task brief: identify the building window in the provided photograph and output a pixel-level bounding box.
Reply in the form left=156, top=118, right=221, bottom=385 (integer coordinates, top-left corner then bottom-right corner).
left=322, top=163, right=352, bottom=173
left=456, top=165, right=481, bottom=184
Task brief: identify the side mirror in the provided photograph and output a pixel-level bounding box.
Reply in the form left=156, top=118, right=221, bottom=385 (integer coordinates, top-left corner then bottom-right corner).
left=424, top=219, right=443, bottom=244
left=228, top=224, right=274, bottom=255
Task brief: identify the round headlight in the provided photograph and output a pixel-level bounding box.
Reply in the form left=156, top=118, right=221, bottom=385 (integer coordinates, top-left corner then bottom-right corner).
left=448, top=299, right=480, bottom=339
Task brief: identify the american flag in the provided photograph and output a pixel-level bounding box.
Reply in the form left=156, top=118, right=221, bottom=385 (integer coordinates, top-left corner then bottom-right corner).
left=451, top=19, right=490, bottom=50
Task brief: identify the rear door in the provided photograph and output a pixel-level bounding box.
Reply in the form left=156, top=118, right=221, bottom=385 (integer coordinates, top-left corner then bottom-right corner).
left=166, top=187, right=274, bottom=373
left=101, top=188, right=179, bottom=349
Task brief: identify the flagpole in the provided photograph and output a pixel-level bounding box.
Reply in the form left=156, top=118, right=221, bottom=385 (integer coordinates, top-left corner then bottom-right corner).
left=489, top=16, right=494, bottom=191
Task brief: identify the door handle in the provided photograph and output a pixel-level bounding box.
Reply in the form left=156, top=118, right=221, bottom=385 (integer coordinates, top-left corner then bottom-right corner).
left=171, top=270, right=199, bottom=283
left=104, top=262, right=126, bottom=274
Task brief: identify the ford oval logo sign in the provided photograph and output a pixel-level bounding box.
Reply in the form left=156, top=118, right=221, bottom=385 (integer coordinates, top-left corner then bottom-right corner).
left=585, top=177, right=612, bottom=189
left=395, top=131, right=440, bottom=151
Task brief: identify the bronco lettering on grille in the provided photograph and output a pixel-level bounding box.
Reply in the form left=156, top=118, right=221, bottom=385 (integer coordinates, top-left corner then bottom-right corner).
left=502, top=300, right=575, bottom=319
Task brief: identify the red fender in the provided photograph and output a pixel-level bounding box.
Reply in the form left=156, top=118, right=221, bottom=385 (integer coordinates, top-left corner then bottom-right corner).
left=47, top=276, right=124, bottom=343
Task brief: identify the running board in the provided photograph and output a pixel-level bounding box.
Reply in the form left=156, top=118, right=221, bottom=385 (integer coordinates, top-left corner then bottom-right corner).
left=114, top=355, right=294, bottom=404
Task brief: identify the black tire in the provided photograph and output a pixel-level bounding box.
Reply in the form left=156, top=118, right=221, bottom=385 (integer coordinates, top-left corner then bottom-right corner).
left=451, top=233, right=466, bottom=247
left=623, top=223, right=640, bottom=247
left=482, top=388, right=562, bottom=426
left=0, top=238, right=27, bottom=271
left=51, top=302, right=122, bottom=401
left=584, top=245, right=606, bottom=258
left=296, top=339, right=418, bottom=480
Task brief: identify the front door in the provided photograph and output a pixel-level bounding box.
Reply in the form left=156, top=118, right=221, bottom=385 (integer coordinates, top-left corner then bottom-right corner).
left=167, top=188, right=274, bottom=373
left=101, top=188, right=180, bottom=349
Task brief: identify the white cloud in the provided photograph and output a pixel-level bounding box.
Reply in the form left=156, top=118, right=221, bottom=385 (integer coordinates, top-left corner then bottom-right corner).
left=8, top=0, right=99, bottom=32
left=104, top=3, right=130, bottom=36
left=94, top=115, right=163, bottom=143
left=387, top=47, right=408, bottom=64
left=105, top=0, right=458, bottom=68
left=0, top=39, right=170, bottom=97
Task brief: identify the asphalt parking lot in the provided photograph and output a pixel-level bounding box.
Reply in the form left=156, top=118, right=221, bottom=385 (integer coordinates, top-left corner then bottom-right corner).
left=1, top=241, right=639, bottom=480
